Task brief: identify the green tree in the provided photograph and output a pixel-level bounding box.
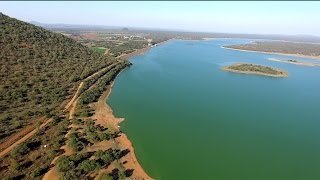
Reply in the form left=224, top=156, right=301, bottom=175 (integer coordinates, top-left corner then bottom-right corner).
left=78, top=160, right=100, bottom=173
left=11, top=142, right=30, bottom=157
left=56, top=155, right=75, bottom=172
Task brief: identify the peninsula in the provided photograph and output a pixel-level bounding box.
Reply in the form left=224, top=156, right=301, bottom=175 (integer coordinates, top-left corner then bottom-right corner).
left=268, top=58, right=320, bottom=67
left=224, top=41, right=320, bottom=60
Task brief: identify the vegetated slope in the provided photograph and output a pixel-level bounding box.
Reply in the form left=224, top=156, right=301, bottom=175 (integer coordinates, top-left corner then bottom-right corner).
left=0, top=12, right=116, bottom=141
left=225, top=41, right=320, bottom=57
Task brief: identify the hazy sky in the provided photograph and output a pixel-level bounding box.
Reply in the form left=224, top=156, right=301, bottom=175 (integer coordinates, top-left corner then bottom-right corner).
left=1, top=1, right=320, bottom=36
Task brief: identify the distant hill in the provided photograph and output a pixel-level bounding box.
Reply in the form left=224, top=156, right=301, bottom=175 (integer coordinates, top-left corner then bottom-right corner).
left=0, top=12, right=116, bottom=141
left=30, top=21, right=320, bottom=43
left=29, top=21, right=123, bottom=31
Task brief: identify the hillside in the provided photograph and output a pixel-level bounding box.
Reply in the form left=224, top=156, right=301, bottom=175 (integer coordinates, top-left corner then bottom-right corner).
left=0, top=13, right=138, bottom=180
left=0, top=12, right=117, bottom=141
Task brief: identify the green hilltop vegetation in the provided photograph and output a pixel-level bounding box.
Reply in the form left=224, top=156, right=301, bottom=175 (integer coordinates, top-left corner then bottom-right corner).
left=0, top=12, right=123, bottom=141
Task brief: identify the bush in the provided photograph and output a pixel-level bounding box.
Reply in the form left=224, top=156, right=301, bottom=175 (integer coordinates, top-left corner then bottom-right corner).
left=56, top=155, right=75, bottom=172
left=78, top=159, right=100, bottom=173
left=68, top=152, right=90, bottom=163
left=60, top=170, right=79, bottom=180
left=98, top=132, right=111, bottom=141
left=31, top=166, right=47, bottom=177
left=72, top=118, right=83, bottom=125
left=51, top=136, right=65, bottom=149
left=94, top=149, right=114, bottom=164
left=52, top=115, right=62, bottom=124
left=67, top=133, right=85, bottom=151
left=11, top=142, right=30, bottom=157
left=86, top=131, right=99, bottom=142
left=9, top=160, right=20, bottom=171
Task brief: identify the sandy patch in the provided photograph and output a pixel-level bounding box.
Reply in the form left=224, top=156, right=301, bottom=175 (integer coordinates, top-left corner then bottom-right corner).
left=222, top=46, right=320, bottom=60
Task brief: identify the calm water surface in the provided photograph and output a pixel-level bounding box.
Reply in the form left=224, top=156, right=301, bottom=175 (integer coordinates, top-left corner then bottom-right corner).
left=108, top=39, right=320, bottom=180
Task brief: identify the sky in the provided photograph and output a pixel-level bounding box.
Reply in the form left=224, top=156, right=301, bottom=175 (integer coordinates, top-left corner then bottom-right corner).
left=1, top=1, right=320, bottom=36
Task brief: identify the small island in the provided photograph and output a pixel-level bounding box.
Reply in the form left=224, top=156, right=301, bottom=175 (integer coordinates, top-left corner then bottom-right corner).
left=222, top=63, right=288, bottom=77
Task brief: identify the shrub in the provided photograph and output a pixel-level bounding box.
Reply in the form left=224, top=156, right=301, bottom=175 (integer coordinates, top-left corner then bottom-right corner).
left=60, top=170, right=79, bottom=180
left=31, top=166, right=47, bottom=178
left=56, top=155, right=75, bottom=172
left=72, top=118, right=83, bottom=125
left=69, top=152, right=90, bottom=163
left=78, top=159, right=101, bottom=173
left=11, top=142, right=30, bottom=157
left=98, top=132, right=111, bottom=141
left=67, top=133, right=85, bottom=151
left=9, top=160, right=20, bottom=171
left=94, top=149, right=114, bottom=164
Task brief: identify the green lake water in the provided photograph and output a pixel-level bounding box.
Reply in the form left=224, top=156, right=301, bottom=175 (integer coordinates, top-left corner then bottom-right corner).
left=108, top=39, right=320, bottom=180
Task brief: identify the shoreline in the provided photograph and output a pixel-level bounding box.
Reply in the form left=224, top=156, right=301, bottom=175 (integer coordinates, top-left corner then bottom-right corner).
left=221, top=46, right=320, bottom=60
left=93, top=68, right=153, bottom=179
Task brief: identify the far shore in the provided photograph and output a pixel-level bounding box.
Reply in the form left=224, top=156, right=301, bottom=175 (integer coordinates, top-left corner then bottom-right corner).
left=119, top=38, right=175, bottom=60
left=221, top=46, right=320, bottom=60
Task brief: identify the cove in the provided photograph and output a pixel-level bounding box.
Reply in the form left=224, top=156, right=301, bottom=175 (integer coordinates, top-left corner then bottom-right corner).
left=108, top=39, right=320, bottom=180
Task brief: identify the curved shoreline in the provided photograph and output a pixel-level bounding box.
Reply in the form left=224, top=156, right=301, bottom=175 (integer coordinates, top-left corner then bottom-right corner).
left=93, top=78, right=152, bottom=179
left=94, top=39, right=174, bottom=179
left=221, top=46, right=320, bottom=60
